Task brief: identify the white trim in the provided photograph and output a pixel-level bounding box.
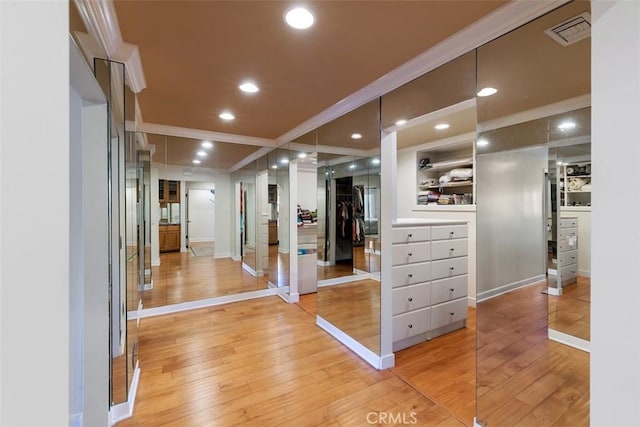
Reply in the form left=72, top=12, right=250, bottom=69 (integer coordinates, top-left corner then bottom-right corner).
left=390, top=99, right=476, bottom=134
left=317, top=273, right=375, bottom=288
left=231, top=255, right=241, bottom=262
left=317, top=260, right=331, bottom=266
left=278, top=248, right=290, bottom=254
left=188, top=237, right=215, bottom=243
left=548, top=328, right=590, bottom=353
left=579, top=269, right=591, bottom=278
left=69, top=413, right=83, bottom=427
left=111, top=42, right=146, bottom=93
left=547, top=287, right=563, bottom=296
left=477, top=275, right=546, bottom=303
left=242, top=262, right=263, bottom=277
left=151, top=259, right=160, bottom=267
left=478, top=94, right=591, bottom=133
left=214, top=252, right=231, bottom=259
left=467, top=296, right=476, bottom=308
left=138, top=122, right=275, bottom=148
left=230, top=146, right=275, bottom=172
left=412, top=204, right=477, bottom=213
left=474, top=417, right=482, bottom=427
left=131, top=288, right=278, bottom=319
left=274, top=0, right=570, bottom=147
left=399, top=131, right=476, bottom=155
left=109, top=363, right=140, bottom=425
left=316, top=315, right=393, bottom=370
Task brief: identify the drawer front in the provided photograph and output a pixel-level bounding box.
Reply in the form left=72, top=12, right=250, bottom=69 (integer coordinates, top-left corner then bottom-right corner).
left=560, top=218, right=578, bottom=228
left=558, top=237, right=578, bottom=252
left=392, top=242, right=430, bottom=265
left=392, top=262, right=430, bottom=288
left=431, top=239, right=468, bottom=261
left=431, top=275, right=468, bottom=305
left=431, top=257, right=468, bottom=280
left=561, top=265, right=579, bottom=281
left=431, top=225, right=467, bottom=241
left=559, top=250, right=578, bottom=267
left=392, top=283, right=431, bottom=315
left=431, top=299, right=468, bottom=330
left=393, top=308, right=431, bottom=342
left=559, top=227, right=578, bottom=241
left=392, top=226, right=431, bottom=244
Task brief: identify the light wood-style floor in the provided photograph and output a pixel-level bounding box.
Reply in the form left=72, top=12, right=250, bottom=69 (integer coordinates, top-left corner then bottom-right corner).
left=548, top=276, right=590, bottom=341
left=118, top=296, right=463, bottom=426
left=477, top=282, right=589, bottom=426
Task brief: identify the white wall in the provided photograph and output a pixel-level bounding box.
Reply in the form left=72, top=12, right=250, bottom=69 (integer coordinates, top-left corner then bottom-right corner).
left=592, top=1, right=640, bottom=424
left=297, top=167, right=317, bottom=211
left=559, top=209, right=590, bottom=276
left=186, top=183, right=216, bottom=242
left=397, top=148, right=477, bottom=304
left=0, top=2, right=69, bottom=424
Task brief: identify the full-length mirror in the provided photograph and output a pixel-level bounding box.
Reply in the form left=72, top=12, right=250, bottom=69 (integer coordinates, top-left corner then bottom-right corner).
left=475, top=2, right=591, bottom=425
left=316, top=99, right=382, bottom=355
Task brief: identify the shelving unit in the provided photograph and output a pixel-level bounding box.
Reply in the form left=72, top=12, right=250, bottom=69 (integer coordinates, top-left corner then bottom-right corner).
left=416, top=142, right=475, bottom=207
left=560, top=162, right=591, bottom=208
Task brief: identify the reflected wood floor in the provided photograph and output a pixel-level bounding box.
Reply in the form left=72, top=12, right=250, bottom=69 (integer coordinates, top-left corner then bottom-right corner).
left=477, top=282, right=589, bottom=426
left=118, top=297, right=462, bottom=426
left=548, top=277, right=590, bottom=341
left=316, top=279, right=381, bottom=354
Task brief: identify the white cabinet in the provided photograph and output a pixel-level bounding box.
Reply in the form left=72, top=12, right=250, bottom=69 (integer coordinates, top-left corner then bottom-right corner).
left=391, top=220, right=468, bottom=351
left=558, top=217, right=578, bottom=286
left=560, top=162, right=591, bottom=208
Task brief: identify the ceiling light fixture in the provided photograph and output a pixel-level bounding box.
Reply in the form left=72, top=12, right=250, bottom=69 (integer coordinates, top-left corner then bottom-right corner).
left=196, top=151, right=207, bottom=157
left=558, top=121, right=576, bottom=131
left=477, top=139, right=489, bottom=147
left=557, top=161, right=563, bottom=165
left=285, top=7, right=314, bottom=29
left=371, top=158, right=381, bottom=165
left=395, top=119, right=407, bottom=126
left=239, top=81, right=259, bottom=93
left=297, top=152, right=307, bottom=158
left=192, top=159, right=201, bottom=164
left=349, top=164, right=357, bottom=170
left=271, top=165, right=278, bottom=169
left=219, top=112, right=235, bottom=121
left=477, top=87, right=498, bottom=97
left=280, top=158, right=289, bottom=164
left=201, top=141, right=213, bottom=149
left=434, top=123, right=450, bottom=130
left=351, top=133, right=362, bottom=140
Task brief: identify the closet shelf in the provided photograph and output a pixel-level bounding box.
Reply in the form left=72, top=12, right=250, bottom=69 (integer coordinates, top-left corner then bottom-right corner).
left=418, top=158, right=473, bottom=172
left=419, top=180, right=473, bottom=190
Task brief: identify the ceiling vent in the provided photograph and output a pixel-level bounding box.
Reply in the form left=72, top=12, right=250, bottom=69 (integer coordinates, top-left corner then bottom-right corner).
left=545, top=12, right=591, bottom=46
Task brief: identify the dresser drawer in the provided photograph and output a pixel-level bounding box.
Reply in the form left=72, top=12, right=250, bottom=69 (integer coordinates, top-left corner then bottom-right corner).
left=431, top=257, right=468, bottom=280
left=392, top=242, right=430, bottom=265
left=559, top=227, right=578, bottom=241
left=560, top=217, right=578, bottom=228
left=431, top=299, right=468, bottom=330
left=392, top=262, right=430, bottom=288
left=431, top=225, right=467, bottom=241
left=561, top=265, right=578, bottom=281
left=431, top=239, right=468, bottom=260
left=393, top=307, right=431, bottom=342
left=392, top=283, right=431, bottom=315
left=559, top=250, right=578, bottom=267
left=431, top=275, right=468, bottom=305
left=392, top=226, right=431, bottom=244
left=558, top=236, right=578, bottom=252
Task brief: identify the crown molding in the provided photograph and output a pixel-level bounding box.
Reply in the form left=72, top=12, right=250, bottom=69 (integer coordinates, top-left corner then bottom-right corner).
left=229, top=146, right=274, bottom=172
left=274, top=0, right=570, bottom=147
left=136, top=122, right=276, bottom=148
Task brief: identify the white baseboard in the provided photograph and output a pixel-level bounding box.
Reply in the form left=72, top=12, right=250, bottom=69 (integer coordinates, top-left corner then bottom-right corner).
left=231, top=255, right=241, bottom=261
left=278, top=248, right=291, bottom=254
left=316, top=315, right=391, bottom=370
left=318, top=273, right=376, bottom=288
left=579, top=269, right=591, bottom=277
left=132, top=288, right=278, bottom=318
left=547, top=286, right=562, bottom=296
left=548, top=328, right=590, bottom=352
left=467, top=296, right=476, bottom=308
left=286, top=291, right=299, bottom=303
left=477, top=274, right=546, bottom=303
left=317, top=260, right=331, bottom=266
left=151, top=259, right=160, bottom=267
left=109, top=363, right=140, bottom=425
left=69, top=413, right=82, bottom=427
left=142, top=280, right=153, bottom=291
left=188, top=237, right=215, bottom=243
left=214, top=252, right=231, bottom=259
left=364, top=248, right=381, bottom=255
left=242, top=262, right=263, bottom=277
left=474, top=417, right=483, bottom=427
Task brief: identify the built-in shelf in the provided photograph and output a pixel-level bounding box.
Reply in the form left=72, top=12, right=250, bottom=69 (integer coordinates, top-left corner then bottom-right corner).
left=419, top=157, right=473, bottom=172
left=419, top=180, right=473, bottom=190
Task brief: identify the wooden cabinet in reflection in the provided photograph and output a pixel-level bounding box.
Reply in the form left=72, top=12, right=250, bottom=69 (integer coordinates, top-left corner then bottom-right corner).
left=159, top=179, right=180, bottom=203
left=268, top=220, right=278, bottom=245
left=159, top=224, right=181, bottom=252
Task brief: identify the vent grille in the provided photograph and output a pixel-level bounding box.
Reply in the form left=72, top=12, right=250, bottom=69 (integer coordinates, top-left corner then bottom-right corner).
left=545, top=12, right=591, bottom=46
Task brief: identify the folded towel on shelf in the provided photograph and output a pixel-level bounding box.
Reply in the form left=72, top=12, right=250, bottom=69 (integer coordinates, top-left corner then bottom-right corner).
left=449, top=168, right=473, bottom=181
left=419, top=178, right=438, bottom=186
left=568, top=177, right=587, bottom=191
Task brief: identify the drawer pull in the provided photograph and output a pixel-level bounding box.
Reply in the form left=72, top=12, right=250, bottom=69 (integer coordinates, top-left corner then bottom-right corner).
left=408, top=324, right=413, bottom=329
left=408, top=253, right=413, bottom=257
left=408, top=274, right=413, bottom=278
left=450, top=267, right=455, bottom=270
left=408, top=297, right=413, bottom=302
left=450, top=312, right=455, bottom=316
left=450, top=248, right=455, bottom=251
left=449, top=288, right=454, bottom=292
left=408, top=233, right=413, bottom=238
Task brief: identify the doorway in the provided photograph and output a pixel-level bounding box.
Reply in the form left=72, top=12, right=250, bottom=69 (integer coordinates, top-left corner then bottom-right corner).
left=186, top=182, right=216, bottom=257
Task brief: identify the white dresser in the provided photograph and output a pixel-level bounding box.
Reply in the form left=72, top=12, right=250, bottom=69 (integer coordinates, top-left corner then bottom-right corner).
left=558, top=217, right=578, bottom=286
left=391, top=220, right=469, bottom=351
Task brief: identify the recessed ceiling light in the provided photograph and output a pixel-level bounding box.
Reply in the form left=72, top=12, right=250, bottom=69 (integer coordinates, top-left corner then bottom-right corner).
left=201, top=141, right=213, bottom=149
left=297, top=152, right=307, bottom=158
left=196, top=151, right=207, bottom=157
left=557, top=161, right=563, bottom=165
left=351, top=133, right=362, bottom=140
left=558, top=121, right=576, bottom=131
left=219, top=112, right=235, bottom=121
left=285, top=7, right=314, bottom=29
left=239, top=81, right=259, bottom=93
left=477, top=139, right=489, bottom=147
left=280, top=158, right=289, bottom=164
left=349, top=164, right=357, bottom=170
left=477, top=87, right=498, bottom=97
left=395, top=119, right=407, bottom=126
left=192, top=159, right=201, bottom=164
left=271, top=165, right=278, bottom=169
left=434, top=123, right=450, bottom=130
left=371, top=158, right=381, bottom=165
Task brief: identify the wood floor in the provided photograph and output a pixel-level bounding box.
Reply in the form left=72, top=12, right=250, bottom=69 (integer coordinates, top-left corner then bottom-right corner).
left=548, top=277, right=590, bottom=341
left=316, top=279, right=381, bottom=354
left=118, top=297, right=463, bottom=426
